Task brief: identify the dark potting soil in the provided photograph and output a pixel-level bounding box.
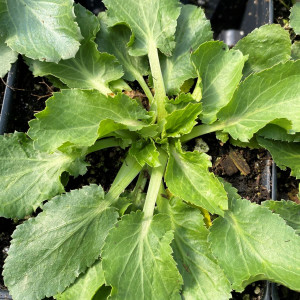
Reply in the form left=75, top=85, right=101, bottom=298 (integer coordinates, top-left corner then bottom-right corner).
left=1, top=1, right=300, bottom=299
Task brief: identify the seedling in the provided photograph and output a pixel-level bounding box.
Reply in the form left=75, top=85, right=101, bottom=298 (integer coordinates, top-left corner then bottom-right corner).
left=0, top=1, right=300, bottom=299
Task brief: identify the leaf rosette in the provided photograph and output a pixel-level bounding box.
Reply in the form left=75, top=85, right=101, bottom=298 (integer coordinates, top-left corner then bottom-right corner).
left=1, top=1, right=300, bottom=299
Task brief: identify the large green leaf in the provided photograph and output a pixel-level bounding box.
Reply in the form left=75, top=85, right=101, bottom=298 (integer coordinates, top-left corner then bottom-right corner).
left=217, top=60, right=300, bottom=142
left=0, top=37, right=17, bottom=77
left=3, top=185, right=118, bottom=300
left=165, top=141, right=228, bottom=216
left=256, top=137, right=300, bottom=179
left=55, top=260, right=105, bottom=300
left=290, top=3, right=300, bottom=35
left=163, top=101, right=202, bottom=138
left=102, top=211, right=182, bottom=299
left=28, top=5, right=123, bottom=95
left=209, top=197, right=300, bottom=292
left=168, top=198, right=232, bottom=299
left=262, top=200, right=300, bottom=235
left=96, top=13, right=149, bottom=82
left=191, top=41, right=246, bottom=124
left=102, top=0, right=181, bottom=56
left=161, top=5, right=212, bottom=95
left=0, top=0, right=82, bottom=63
left=28, top=90, right=150, bottom=152
left=0, top=132, right=87, bottom=219
left=234, top=24, right=291, bottom=77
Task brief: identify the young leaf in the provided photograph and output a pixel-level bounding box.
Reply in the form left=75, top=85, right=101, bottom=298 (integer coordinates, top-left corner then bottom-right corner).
left=3, top=185, right=118, bottom=300
left=103, top=0, right=181, bottom=56
left=191, top=41, right=246, bottom=124
left=169, top=198, right=232, bottom=299
left=0, top=0, right=82, bottom=63
left=290, top=3, right=300, bottom=35
left=256, top=137, right=300, bottom=179
left=163, top=100, right=202, bottom=138
left=0, top=132, right=87, bottom=219
left=28, top=90, right=150, bottom=152
left=160, top=5, right=212, bottom=95
left=258, top=124, right=300, bottom=142
left=234, top=24, right=291, bottom=77
left=129, top=139, right=160, bottom=168
left=96, top=13, right=149, bottom=82
left=102, top=212, right=182, bottom=299
left=28, top=5, right=123, bottom=94
left=165, top=141, right=228, bottom=216
left=55, top=260, right=105, bottom=300
left=217, top=60, right=300, bottom=142
left=0, top=38, right=17, bottom=77
left=262, top=200, right=300, bottom=235
left=209, top=197, right=300, bottom=292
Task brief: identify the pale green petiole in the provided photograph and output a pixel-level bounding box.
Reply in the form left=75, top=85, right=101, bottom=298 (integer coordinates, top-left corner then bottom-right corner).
left=148, top=41, right=167, bottom=122
left=135, top=72, right=154, bottom=105
left=143, top=150, right=168, bottom=220
left=180, top=122, right=225, bottom=143
left=85, top=138, right=124, bottom=155
left=105, top=154, right=142, bottom=203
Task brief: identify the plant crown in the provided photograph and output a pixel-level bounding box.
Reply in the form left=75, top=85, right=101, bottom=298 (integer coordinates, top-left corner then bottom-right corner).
left=0, top=1, right=300, bottom=299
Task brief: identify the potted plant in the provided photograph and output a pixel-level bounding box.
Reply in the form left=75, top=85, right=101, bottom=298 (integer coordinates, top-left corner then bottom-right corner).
left=0, top=0, right=299, bottom=299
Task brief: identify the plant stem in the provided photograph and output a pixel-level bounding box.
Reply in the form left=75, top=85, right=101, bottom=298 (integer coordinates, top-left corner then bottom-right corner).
left=106, top=154, right=142, bottom=204
left=85, top=138, right=123, bottom=155
left=180, top=122, right=225, bottom=143
left=135, top=72, right=154, bottom=105
left=148, top=41, right=167, bottom=122
left=143, top=150, right=168, bottom=220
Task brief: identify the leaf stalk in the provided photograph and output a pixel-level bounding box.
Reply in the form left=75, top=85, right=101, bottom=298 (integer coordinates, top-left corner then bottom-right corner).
left=106, top=154, right=142, bottom=204
left=148, top=41, right=167, bottom=122
left=180, top=122, right=225, bottom=143
left=143, top=149, right=168, bottom=220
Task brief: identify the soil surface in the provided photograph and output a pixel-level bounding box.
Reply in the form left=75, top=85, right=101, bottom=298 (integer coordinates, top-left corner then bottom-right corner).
left=1, top=1, right=300, bottom=299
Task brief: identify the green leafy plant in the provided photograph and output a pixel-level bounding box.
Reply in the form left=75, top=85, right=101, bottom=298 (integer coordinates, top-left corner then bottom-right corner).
left=1, top=1, right=300, bottom=299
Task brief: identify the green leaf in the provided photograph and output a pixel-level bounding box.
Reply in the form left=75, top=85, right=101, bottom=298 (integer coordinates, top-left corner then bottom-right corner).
left=103, top=0, right=181, bottom=56
left=102, top=211, right=182, bottom=300
left=28, top=5, right=123, bottom=94
left=163, top=97, right=202, bottom=138
left=292, top=41, right=300, bottom=60
left=165, top=141, right=228, bottom=216
left=290, top=3, right=300, bottom=35
left=209, top=197, right=300, bottom=292
left=161, top=5, right=212, bottom=95
left=256, top=137, right=300, bottom=179
left=169, top=198, right=232, bottom=299
left=217, top=60, right=300, bottom=142
left=0, top=132, right=87, bottom=219
left=234, top=24, right=291, bottom=77
left=258, top=124, right=300, bottom=142
left=262, top=200, right=300, bottom=235
left=0, top=38, right=17, bottom=77
left=0, top=0, right=82, bottom=63
left=96, top=13, right=149, bottom=82
left=55, top=260, right=105, bottom=300
left=129, top=139, right=160, bottom=168
left=28, top=90, right=150, bottom=152
left=191, top=41, right=246, bottom=124
left=3, top=185, right=118, bottom=300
